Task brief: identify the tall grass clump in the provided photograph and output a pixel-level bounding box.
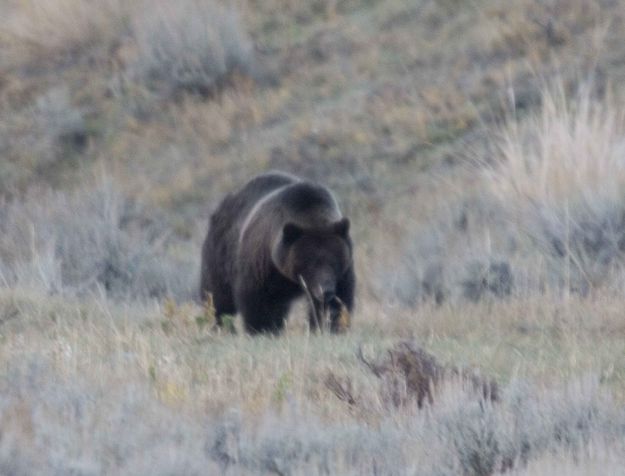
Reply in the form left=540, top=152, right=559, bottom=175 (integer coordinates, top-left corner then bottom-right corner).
left=489, top=82, right=625, bottom=293
left=0, top=179, right=196, bottom=301
left=129, top=0, right=254, bottom=98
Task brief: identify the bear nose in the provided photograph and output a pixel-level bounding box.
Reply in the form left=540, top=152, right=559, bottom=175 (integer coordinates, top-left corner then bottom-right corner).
left=323, top=290, right=336, bottom=304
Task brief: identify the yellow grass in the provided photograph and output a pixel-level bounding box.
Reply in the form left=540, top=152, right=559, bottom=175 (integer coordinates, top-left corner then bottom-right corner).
left=2, top=287, right=625, bottom=418
left=489, top=84, right=625, bottom=210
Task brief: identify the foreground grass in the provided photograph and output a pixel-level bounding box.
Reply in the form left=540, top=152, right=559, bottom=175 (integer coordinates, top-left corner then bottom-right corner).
left=4, top=289, right=625, bottom=414
left=2, top=289, right=625, bottom=474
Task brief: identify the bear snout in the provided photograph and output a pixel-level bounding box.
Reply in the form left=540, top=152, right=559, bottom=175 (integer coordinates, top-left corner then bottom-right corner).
left=323, top=290, right=336, bottom=304
left=312, top=281, right=336, bottom=304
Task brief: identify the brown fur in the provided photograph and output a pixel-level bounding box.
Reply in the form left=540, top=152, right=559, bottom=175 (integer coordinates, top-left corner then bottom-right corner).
left=200, top=171, right=355, bottom=334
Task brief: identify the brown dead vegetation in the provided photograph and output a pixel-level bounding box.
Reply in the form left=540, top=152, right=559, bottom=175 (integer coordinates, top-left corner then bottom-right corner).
left=328, top=340, right=499, bottom=409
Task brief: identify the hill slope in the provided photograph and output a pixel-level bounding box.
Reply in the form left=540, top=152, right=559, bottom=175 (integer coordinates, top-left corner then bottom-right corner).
left=2, top=0, right=625, bottom=474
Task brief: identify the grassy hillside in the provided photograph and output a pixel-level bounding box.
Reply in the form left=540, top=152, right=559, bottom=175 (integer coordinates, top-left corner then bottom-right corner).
left=2, top=0, right=625, bottom=474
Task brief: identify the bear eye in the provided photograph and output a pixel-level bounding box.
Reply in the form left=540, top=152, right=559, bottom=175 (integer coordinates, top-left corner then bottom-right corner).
left=282, top=223, right=303, bottom=244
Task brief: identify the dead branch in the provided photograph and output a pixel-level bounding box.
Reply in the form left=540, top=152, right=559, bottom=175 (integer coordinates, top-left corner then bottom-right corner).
left=325, top=372, right=357, bottom=406
left=357, top=345, right=381, bottom=377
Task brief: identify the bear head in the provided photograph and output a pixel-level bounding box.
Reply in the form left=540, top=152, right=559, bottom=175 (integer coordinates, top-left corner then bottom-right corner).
left=272, top=218, right=352, bottom=305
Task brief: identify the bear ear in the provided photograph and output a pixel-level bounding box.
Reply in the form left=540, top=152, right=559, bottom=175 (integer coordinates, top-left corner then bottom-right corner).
left=333, top=218, right=350, bottom=238
left=282, top=223, right=303, bottom=245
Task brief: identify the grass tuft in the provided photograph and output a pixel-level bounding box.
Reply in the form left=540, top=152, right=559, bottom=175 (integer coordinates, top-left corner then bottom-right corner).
left=489, top=82, right=625, bottom=292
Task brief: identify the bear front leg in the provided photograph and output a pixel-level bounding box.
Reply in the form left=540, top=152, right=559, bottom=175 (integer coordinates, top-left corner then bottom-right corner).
left=201, top=278, right=236, bottom=330
left=236, top=286, right=291, bottom=335
left=331, top=266, right=355, bottom=332
left=212, top=289, right=236, bottom=330
left=336, top=266, right=355, bottom=311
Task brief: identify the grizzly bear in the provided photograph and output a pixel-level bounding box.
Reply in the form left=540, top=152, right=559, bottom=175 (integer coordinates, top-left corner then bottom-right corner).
left=200, top=171, right=355, bottom=334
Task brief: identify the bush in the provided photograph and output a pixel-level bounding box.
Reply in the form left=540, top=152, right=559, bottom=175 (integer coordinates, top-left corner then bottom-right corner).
left=488, top=82, right=625, bottom=293
left=0, top=87, right=89, bottom=194
left=357, top=340, right=499, bottom=409
left=129, top=0, right=254, bottom=98
left=0, top=358, right=216, bottom=476
left=380, top=81, right=625, bottom=304
left=0, top=179, right=196, bottom=301
left=378, top=196, right=516, bottom=306
left=32, top=87, right=90, bottom=164
left=1, top=354, right=623, bottom=475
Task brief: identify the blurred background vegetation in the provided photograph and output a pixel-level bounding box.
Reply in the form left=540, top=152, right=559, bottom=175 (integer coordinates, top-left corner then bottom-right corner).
left=2, top=0, right=625, bottom=304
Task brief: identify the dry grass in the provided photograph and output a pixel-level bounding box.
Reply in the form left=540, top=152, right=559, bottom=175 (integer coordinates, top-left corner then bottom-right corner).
left=486, top=82, right=625, bottom=292
left=2, top=0, right=625, bottom=473
left=0, top=178, right=198, bottom=300
left=1, top=288, right=625, bottom=473
left=128, top=0, right=254, bottom=98
left=513, top=447, right=625, bottom=476
left=490, top=83, right=625, bottom=213
left=1, top=0, right=135, bottom=63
